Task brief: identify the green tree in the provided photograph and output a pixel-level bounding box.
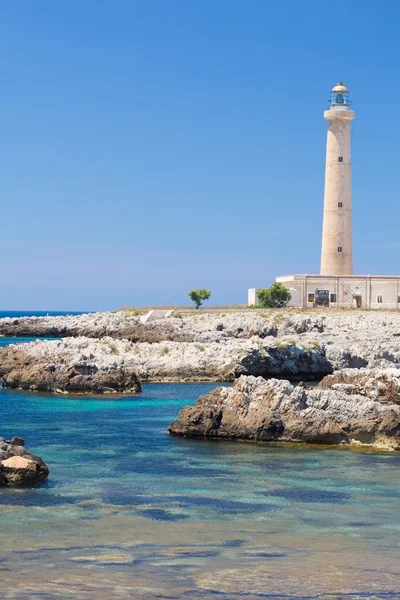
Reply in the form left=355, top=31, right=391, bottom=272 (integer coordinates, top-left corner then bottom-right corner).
left=188, top=288, right=211, bottom=309
left=257, top=283, right=291, bottom=308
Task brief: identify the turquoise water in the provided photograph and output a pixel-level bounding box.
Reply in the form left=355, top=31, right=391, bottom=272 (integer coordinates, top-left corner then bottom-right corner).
left=0, top=310, right=89, bottom=318
left=0, top=336, right=60, bottom=347
left=0, top=342, right=400, bottom=597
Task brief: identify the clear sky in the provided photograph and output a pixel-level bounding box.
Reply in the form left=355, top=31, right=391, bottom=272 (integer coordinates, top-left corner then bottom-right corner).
left=2, top=1, right=400, bottom=310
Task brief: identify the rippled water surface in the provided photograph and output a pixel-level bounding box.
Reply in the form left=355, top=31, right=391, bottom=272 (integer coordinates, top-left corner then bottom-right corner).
left=0, top=344, right=400, bottom=598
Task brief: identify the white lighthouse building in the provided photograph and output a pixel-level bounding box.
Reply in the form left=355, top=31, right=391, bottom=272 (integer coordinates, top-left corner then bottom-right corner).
left=320, top=82, right=354, bottom=276
left=248, top=82, right=400, bottom=309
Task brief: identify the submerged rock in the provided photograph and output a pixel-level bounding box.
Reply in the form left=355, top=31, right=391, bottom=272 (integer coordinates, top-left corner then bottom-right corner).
left=0, top=438, right=49, bottom=486
left=168, top=373, right=400, bottom=451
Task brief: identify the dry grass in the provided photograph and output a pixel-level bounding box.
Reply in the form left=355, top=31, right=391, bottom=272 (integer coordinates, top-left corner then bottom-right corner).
left=114, top=305, right=400, bottom=318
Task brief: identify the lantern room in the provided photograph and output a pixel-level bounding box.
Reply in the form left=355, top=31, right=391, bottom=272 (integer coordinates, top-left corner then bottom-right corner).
left=330, top=82, right=351, bottom=106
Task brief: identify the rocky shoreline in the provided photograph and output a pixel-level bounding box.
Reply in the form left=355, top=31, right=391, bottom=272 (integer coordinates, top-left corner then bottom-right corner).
left=168, top=370, right=400, bottom=451
left=0, top=338, right=142, bottom=394
left=3, top=309, right=400, bottom=450
left=0, top=310, right=279, bottom=342
left=0, top=336, right=332, bottom=393
left=0, top=437, right=49, bottom=486
left=1, top=309, right=400, bottom=393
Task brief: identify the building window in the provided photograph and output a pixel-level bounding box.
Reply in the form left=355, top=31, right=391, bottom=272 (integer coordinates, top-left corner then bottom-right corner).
left=338, top=202, right=343, bottom=208
left=338, top=246, right=342, bottom=253
left=338, top=156, right=343, bottom=162
left=308, top=293, right=315, bottom=303
left=330, top=293, right=337, bottom=303
left=377, top=295, right=383, bottom=304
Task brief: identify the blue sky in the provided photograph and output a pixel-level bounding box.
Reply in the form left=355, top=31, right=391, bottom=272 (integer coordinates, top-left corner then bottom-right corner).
left=1, top=1, right=400, bottom=310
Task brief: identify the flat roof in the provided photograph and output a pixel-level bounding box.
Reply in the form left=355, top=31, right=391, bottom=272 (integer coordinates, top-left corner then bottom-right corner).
left=277, top=274, right=400, bottom=279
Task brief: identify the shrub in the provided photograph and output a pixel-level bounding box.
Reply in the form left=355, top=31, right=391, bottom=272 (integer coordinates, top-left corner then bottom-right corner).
left=257, top=283, right=291, bottom=309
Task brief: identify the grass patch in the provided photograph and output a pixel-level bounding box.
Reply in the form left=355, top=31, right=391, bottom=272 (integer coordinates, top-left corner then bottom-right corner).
left=114, top=307, right=145, bottom=317
left=275, top=341, right=287, bottom=349
left=97, top=340, right=120, bottom=355
left=256, top=340, right=266, bottom=357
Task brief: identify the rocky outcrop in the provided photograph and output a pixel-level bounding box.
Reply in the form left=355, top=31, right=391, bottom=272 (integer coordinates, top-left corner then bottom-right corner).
left=0, top=311, right=278, bottom=342
left=0, top=338, right=332, bottom=391
left=235, top=342, right=331, bottom=379
left=0, top=312, right=139, bottom=339
left=168, top=373, right=400, bottom=451
left=111, top=322, right=196, bottom=343
left=318, top=367, right=400, bottom=404
left=2, top=310, right=400, bottom=372
left=3, top=310, right=400, bottom=389
left=0, top=437, right=49, bottom=486
left=0, top=339, right=142, bottom=394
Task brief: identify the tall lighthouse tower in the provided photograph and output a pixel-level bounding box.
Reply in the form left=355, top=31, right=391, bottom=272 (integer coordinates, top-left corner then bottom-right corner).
left=320, top=82, right=355, bottom=276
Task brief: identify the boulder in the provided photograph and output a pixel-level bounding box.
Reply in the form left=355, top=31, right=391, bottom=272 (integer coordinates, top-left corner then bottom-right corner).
left=0, top=439, right=49, bottom=486
left=1, top=456, right=39, bottom=486
left=10, top=436, right=25, bottom=446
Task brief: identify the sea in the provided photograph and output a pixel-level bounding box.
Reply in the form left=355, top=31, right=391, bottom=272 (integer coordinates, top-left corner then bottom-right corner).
left=0, top=310, right=89, bottom=318
left=0, top=314, right=399, bottom=598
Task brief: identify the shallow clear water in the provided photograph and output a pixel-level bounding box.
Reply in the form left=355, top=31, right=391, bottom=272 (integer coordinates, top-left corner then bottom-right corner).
left=0, top=342, right=400, bottom=598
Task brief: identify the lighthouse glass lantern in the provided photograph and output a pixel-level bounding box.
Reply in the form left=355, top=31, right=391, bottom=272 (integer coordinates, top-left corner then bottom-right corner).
left=330, top=82, right=351, bottom=106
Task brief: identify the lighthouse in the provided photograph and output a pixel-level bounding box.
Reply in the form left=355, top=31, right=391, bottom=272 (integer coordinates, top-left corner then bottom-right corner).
left=320, top=82, right=355, bottom=276
left=250, top=80, right=400, bottom=310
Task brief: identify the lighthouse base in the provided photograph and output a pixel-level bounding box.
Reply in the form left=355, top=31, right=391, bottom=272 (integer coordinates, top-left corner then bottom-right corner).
left=248, top=274, right=400, bottom=309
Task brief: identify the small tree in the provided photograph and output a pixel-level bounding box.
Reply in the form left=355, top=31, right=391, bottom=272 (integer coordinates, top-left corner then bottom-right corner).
left=188, top=288, right=211, bottom=309
left=257, top=282, right=291, bottom=308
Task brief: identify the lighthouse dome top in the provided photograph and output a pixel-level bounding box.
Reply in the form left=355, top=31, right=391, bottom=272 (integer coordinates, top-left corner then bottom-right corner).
left=331, top=82, right=349, bottom=93
left=330, top=81, right=351, bottom=107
